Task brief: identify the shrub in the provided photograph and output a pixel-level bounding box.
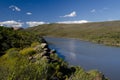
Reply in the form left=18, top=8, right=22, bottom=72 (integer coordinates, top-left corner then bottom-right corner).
left=88, top=70, right=100, bottom=77
left=20, top=48, right=36, bottom=56
left=31, top=42, right=40, bottom=48
left=5, top=48, right=19, bottom=58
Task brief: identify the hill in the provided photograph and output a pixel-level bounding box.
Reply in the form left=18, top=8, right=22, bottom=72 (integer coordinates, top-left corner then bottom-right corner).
left=26, top=21, right=120, bottom=46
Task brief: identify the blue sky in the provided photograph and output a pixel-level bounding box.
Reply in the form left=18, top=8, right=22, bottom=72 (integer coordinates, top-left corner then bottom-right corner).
left=0, top=0, right=120, bottom=27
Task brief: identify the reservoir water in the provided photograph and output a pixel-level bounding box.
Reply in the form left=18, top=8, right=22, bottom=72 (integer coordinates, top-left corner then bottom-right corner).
left=44, top=37, right=120, bottom=80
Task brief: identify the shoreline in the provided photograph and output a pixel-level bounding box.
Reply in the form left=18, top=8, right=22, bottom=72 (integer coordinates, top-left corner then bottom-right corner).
left=44, top=36, right=120, bottom=48
left=42, top=37, right=109, bottom=80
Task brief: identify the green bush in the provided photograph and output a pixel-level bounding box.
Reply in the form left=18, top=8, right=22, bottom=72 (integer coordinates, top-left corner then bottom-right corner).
left=88, top=70, right=100, bottom=77
left=31, top=42, right=40, bottom=48
left=5, top=48, right=19, bottom=58
left=0, top=26, right=40, bottom=55
left=20, top=48, right=36, bottom=56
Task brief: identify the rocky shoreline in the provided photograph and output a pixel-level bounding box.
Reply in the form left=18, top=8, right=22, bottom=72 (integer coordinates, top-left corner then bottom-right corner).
left=29, top=37, right=109, bottom=80
left=28, top=38, right=58, bottom=63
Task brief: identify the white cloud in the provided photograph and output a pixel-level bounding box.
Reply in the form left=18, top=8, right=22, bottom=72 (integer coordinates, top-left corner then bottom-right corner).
left=61, top=11, right=76, bottom=17
left=26, top=21, right=48, bottom=27
left=9, top=5, right=21, bottom=11
left=91, top=8, right=108, bottom=13
left=57, top=20, right=89, bottom=24
left=91, top=9, right=96, bottom=13
left=0, top=20, right=23, bottom=27
left=100, top=7, right=109, bottom=12
left=26, top=12, right=32, bottom=15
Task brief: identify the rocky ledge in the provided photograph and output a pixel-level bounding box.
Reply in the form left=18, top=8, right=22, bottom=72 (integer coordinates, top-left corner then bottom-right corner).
left=28, top=38, right=109, bottom=80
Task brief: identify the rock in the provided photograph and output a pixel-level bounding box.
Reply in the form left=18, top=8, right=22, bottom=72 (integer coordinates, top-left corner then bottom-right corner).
left=51, top=59, right=58, bottom=63
left=28, top=56, right=36, bottom=63
left=41, top=43, right=48, bottom=48
left=34, top=54, right=41, bottom=59
left=41, top=51, right=50, bottom=57
left=28, top=56, right=33, bottom=60
left=44, top=48, right=49, bottom=51
left=50, top=49, right=56, bottom=54
left=34, top=45, right=41, bottom=51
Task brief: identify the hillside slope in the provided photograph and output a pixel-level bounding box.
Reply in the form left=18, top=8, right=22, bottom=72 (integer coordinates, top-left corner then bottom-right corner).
left=0, top=26, right=40, bottom=55
left=26, top=21, right=120, bottom=46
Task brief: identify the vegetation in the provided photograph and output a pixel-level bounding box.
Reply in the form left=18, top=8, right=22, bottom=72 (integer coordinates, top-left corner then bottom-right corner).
left=0, top=26, right=40, bottom=55
left=0, top=43, right=107, bottom=80
left=19, top=47, right=36, bottom=56
left=0, top=26, right=108, bottom=80
left=26, top=21, right=120, bottom=47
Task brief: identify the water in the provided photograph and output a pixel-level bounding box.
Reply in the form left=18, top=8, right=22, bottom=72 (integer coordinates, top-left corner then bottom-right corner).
left=44, top=37, right=120, bottom=80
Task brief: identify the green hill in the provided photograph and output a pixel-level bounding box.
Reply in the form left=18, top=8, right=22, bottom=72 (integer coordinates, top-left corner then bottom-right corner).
left=26, top=21, right=120, bottom=46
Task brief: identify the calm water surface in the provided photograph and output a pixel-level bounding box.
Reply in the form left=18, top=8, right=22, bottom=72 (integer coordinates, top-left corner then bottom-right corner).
left=44, top=37, right=120, bottom=80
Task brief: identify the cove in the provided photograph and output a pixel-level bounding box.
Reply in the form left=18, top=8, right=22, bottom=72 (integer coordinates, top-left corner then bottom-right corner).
left=44, top=37, right=120, bottom=80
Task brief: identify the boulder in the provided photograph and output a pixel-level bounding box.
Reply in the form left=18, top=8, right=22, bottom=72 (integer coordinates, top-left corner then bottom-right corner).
left=41, top=51, right=50, bottom=57
left=41, top=43, right=48, bottom=48
left=44, top=48, right=49, bottom=51
left=34, top=45, right=41, bottom=51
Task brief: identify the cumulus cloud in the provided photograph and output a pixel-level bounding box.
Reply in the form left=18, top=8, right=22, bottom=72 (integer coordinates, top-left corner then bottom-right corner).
left=9, top=5, right=21, bottom=11
left=26, top=21, right=48, bottom=27
left=26, top=12, right=32, bottom=15
left=0, top=20, right=23, bottom=27
left=61, top=11, right=76, bottom=17
left=91, top=9, right=96, bottom=13
left=57, top=20, right=89, bottom=24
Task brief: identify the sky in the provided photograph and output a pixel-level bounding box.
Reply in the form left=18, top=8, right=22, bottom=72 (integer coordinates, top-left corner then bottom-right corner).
left=0, top=0, right=120, bottom=28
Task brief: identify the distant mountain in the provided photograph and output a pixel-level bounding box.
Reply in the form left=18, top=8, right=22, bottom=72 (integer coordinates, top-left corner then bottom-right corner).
left=26, top=20, right=120, bottom=46
left=12, top=27, right=24, bottom=30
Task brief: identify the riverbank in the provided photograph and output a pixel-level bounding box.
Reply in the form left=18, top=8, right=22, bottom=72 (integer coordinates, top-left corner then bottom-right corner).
left=0, top=36, right=108, bottom=80
left=45, top=35, right=120, bottom=47
left=26, top=21, right=120, bottom=47
left=40, top=38, right=109, bottom=80
left=44, top=37, right=120, bottom=80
